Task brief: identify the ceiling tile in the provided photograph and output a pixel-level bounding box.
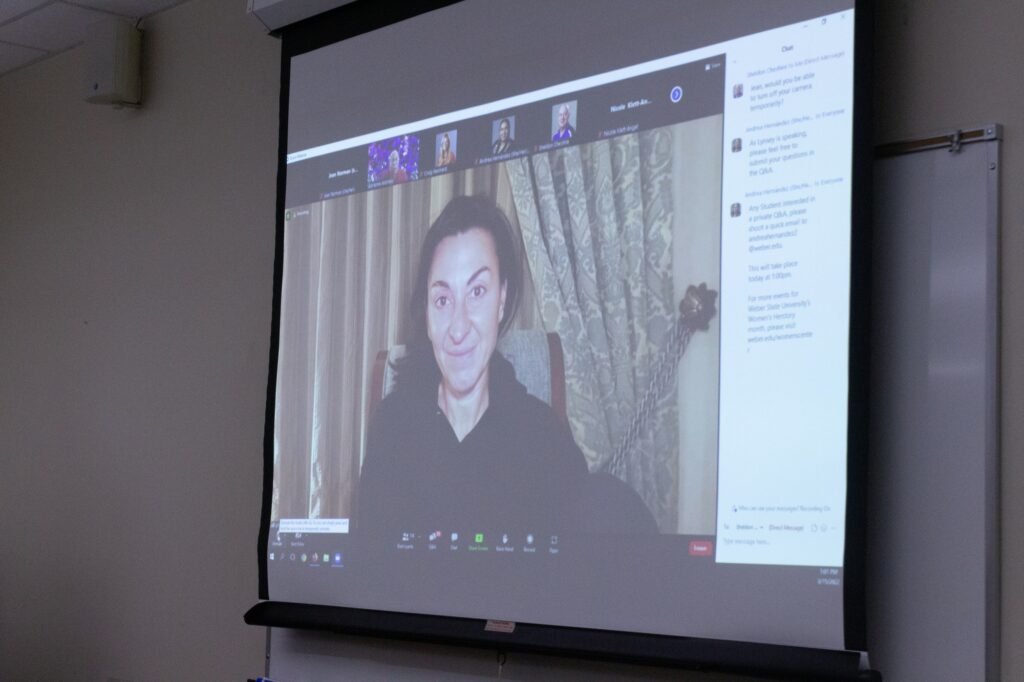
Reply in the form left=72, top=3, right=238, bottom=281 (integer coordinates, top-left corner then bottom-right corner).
left=0, top=0, right=50, bottom=27
left=0, top=41, right=47, bottom=75
left=0, top=2, right=107, bottom=51
left=68, top=1, right=187, bottom=19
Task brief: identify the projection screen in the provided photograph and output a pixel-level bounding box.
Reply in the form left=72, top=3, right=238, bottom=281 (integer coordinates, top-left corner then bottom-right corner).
left=252, top=0, right=870, bottom=674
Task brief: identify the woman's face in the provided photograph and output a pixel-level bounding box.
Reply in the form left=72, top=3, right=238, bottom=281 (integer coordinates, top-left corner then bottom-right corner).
left=558, top=106, right=570, bottom=129
left=499, top=120, right=510, bottom=141
left=426, top=228, right=507, bottom=399
left=442, top=134, right=450, bottom=152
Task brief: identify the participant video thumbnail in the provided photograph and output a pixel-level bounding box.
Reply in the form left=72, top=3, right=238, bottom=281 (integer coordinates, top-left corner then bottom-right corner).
left=551, top=101, right=577, bottom=142
left=368, top=135, right=420, bottom=185
left=491, top=116, right=516, bottom=154
left=435, top=130, right=458, bottom=168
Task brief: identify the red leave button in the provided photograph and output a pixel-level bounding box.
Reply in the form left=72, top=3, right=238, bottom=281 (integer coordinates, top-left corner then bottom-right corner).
left=688, top=540, right=714, bottom=557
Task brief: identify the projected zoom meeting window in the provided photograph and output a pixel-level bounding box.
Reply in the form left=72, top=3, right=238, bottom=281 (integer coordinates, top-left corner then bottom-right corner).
left=273, top=100, right=723, bottom=551
left=268, top=0, right=858, bottom=651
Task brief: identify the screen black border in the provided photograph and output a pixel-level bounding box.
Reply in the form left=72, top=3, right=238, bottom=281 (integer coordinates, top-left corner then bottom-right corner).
left=254, top=0, right=876, bottom=677
left=843, top=0, right=874, bottom=654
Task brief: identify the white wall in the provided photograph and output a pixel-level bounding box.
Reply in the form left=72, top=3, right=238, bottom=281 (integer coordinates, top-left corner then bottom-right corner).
left=873, top=2, right=1023, bottom=680
left=0, top=1, right=276, bottom=679
left=0, top=1, right=1021, bottom=680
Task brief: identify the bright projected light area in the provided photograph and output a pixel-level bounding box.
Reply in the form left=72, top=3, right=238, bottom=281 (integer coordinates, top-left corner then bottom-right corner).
left=260, top=0, right=861, bottom=656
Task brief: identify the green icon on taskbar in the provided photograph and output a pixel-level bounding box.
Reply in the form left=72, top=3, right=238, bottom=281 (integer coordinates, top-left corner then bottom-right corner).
left=474, top=533, right=484, bottom=544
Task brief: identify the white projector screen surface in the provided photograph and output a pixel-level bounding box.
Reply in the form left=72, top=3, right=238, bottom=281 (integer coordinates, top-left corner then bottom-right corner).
left=264, top=0, right=857, bottom=651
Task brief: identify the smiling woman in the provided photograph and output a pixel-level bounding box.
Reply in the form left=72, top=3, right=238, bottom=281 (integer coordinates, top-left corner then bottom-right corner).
left=426, top=228, right=507, bottom=439
left=355, top=196, right=590, bottom=536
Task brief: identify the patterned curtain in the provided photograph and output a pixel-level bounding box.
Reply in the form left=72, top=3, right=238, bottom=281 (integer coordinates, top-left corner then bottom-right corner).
left=505, top=128, right=680, bottom=531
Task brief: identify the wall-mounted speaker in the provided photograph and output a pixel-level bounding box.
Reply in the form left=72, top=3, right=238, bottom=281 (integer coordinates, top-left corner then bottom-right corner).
left=83, top=20, right=142, bottom=106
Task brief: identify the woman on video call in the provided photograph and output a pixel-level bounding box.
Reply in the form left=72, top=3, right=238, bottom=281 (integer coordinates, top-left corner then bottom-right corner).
left=436, top=132, right=456, bottom=167
left=356, top=196, right=588, bottom=536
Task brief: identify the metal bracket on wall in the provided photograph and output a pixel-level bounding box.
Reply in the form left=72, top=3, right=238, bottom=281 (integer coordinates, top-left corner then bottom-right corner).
left=875, top=123, right=1001, bottom=158
left=949, top=129, right=962, bottom=153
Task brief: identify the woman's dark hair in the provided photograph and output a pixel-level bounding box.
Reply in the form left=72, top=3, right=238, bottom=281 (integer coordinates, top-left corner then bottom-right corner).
left=395, top=195, right=522, bottom=391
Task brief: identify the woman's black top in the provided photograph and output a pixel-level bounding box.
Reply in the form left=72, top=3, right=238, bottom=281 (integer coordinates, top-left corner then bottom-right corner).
left=356, top=354, right=588, bottom=540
